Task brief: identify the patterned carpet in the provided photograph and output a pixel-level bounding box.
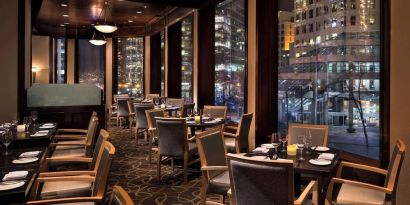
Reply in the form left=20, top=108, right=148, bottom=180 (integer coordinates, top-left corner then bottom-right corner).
left=106, top=126, right=220, bottom=205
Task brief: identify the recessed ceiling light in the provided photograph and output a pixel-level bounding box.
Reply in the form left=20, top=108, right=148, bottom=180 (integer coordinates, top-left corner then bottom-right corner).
left=136, top=11, right=142, bottom=14
left=64, top=22, right=69, bottom=24
left=143, top=5, right=147, bottom=9
left=62, top=14, right=69, bottom=17
left=61, top=3, right=68, bottom=7
left=128, top=20, right=133, bottom=23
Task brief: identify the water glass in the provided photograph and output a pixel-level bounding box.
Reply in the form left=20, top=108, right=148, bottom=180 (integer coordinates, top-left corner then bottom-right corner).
left=271, top=133, right=280, bottom=158
left=280, top=133, right=288, bottom=152
left=23, top=116, right=30, bottom=133
left=304, top=131, right=313, bottom=154
left=154, top=98, right=160, bottom=106
left=187, top=109, right=192, bottom=118
left=31, top=111, right=38, bottom=125
left=1, top=130, right=13, bottom=155
left=296, top=135, right=306, bottom=161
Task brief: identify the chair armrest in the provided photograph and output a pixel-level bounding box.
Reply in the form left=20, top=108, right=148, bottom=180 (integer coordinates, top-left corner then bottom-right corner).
left=205, top=201, right=224, bottom=205
left=294, top=180, right=317, bottom=205
left=39, top=170, right=96, bottom=177
left=46, top=157, right=92, bottom=164
left=225, top=126, right=238, bottom=130
left=188, top=136, right=196, bottom=142
left=148, top=128, right=156, bottom=131
left=337, top=161, right=388, bottom=178
left=201, top=166, right=229, bottom=171
left=27, top=196, right=102, bottom=205
left=222, top=132, right=237, bottom=138
left=57, top=129, right=88, bottom=134
left=331, top=177, right=392, bottom=194
left=49, top=143, right=86, bottom=147
left=54, top=135, right=86, bottom=140
left=36, top=175, right=95, bottom=183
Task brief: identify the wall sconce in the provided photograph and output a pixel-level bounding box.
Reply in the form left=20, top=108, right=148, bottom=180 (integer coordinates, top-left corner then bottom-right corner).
left=32, top=67, right=38, bottom=84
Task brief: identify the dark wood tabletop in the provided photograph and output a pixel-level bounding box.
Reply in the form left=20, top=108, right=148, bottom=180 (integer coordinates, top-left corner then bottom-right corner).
left=11, top=123, right=57, bottom=148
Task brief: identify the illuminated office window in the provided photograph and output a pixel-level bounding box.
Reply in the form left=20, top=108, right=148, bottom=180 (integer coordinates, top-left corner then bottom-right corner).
left=160, top=31, right=165, bottom=96
left=55, top=38, right=66, bottom=84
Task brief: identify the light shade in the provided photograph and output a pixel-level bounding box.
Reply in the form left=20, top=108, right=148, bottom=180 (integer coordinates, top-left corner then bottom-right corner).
left=94, top=24, right=118, bottom=33
left=89, top=39, right=107, bottom=46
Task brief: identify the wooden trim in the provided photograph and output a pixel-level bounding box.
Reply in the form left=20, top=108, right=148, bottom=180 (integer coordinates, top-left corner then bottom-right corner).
left=150, top=32, right=162, bottom=94
left=49, top=37, right=53, bottom=83
left=17, top=0, right=26, bottom=119
left=109, top=186, right=134, bottom=205
left=74, top=38, right=79, bottom=83
left=112, top=37, right=119, bottom=97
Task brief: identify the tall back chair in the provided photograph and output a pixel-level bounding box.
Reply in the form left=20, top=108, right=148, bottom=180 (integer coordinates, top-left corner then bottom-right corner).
left=167, top=98, right=185, bottom=117
left=156, top=118, right=198, bottom=183
left=91, top=141, right=116, bottom=199
left=227, top=153, right=317, bottom=205
left=181, top=103, right=195, bottom=117
left=223, top=113, right=253, bottom=153
left=84, top=116, right=99, bottom=155
left=203, top=105, right=227, bottom=119
left=133, top=103, right=154, bottom=143
left=114, top=94, right=129, bottom=103
left=196, top=128, right=230, bottom=205
left=326, top=140, right=406, bottom=205
left=127, top=100, right=142, bottom=136
left=288, top=123, right=329, bottom=147
left=145, top=109, right=165, bottom=163
left=145, top=93, right=159, bottom=100
left=116, top=97, right=134, bottom=127
left=91, top=129, right=110, bottom=170
left=108, top=185, right=134, bottom=205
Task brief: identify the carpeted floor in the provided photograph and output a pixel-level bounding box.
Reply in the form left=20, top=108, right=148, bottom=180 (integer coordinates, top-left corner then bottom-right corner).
left=106, top=126, right=220, bottom=205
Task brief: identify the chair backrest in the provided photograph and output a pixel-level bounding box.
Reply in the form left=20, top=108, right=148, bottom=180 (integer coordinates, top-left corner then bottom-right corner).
left=385, top=140, right=406, bottom=203
left=196, top=127, right=227, bottom=179
left=153, top=96, right=168, bottom=104
left=117, top=98, right=134, bottom=117
left=156, top=118, right=187, bottom=157
left=134, top=104, right=154, bottom=129
left=227, top=153, right=294, bottom=205
left=203, top=105, right=227, bottom=119
left=92, top=141, right=115, bottom=199
left=145, top=109, right=165, bottom=129
left=91, top=129, right=110, bottom=170
left=167, top=98, right=185, bottom=108
left=145, top=94, right=160, bottom=100
left=287, top=123, right=329, bottom=147
left=235, top=113, right=253, bottom=153
left=127, top=100, right=141, bottom=115
left=85, top=116, right=99, bottom=147
left=181, top=103, right=195, bottom=117
left=114, top=94, right=129, bottom=103
left=108, top=185, right=134, bottom=205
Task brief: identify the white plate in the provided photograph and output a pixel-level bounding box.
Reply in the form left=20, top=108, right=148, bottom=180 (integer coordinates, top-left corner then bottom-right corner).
left=309, top=159, right=332, bottom=166
left=39, top=126, right=54, bottom=129
left=42, top=123, right=54, bottom=126
left=261, top=144, right=274, bottom=149
left=312, top=146, right=330, bottom=152
left=31, top=133, right=48, bottom=137
left=0, top=181, right=25, bottom=191
left=12, top=157, right=38, bottom=164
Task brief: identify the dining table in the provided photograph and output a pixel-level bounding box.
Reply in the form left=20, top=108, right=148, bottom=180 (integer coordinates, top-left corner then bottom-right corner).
left=186, top=117, right=225, bottom=136
left=244, top=146, right=341, bottom=205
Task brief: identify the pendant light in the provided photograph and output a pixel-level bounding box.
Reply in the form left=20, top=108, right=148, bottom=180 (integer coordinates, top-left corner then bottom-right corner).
left=94, top=1, right=118, bottom=33
left=89, top=30, right=107, bottom=46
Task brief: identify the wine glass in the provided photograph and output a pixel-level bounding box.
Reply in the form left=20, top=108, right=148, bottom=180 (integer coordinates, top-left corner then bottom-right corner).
left=31, top=111, right=38, bottom=125
left=160, top=98, right=166, bottom=105
left=23, top=116, right=30, bottom=133
left=304, top=130, right=313, bottom=154
left=1, top=129, right=13, bottom=155
left=296, top=135, right=306, bottom=161
left=271, top=133, right=280, bottom=159
left=154, top=98, right=159, bottom=106
left=187, top=109, right=192, bottom=118
left=280, top=133, right=288, bottom=152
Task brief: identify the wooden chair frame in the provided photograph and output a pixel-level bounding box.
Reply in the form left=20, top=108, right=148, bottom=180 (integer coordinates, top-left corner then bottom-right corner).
left=108, top=185, right=134, bottom=205
left=145, top=108, right=165, bottom=163
left=325, top=140, right=406, bottom=205
left=116, top=97, right=134, bottom=127
left=226, top=153, right=318, bottom=205
left=145, top=93, right=160, bottom=100
left=156, top=117, right=199, bottom=183
left=196, top=127, right=229, bottom=205
left=203, top=105, right=227, bottom=119
left=109, top=94, right=129, bottom=126
left=55, top=111, right=98, bottom=139
left=222, top=113, right=253, bottom=153
left=127, top=100, right=142, bottom=138
left=287, top=123, right=329, bottom=147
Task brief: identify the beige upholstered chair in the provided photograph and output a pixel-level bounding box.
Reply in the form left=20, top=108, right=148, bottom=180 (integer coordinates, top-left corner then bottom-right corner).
left=196, top=128, right=230, bottom=205
left=288, top=123, right=329, bottom=147
left=28, top=141, right=115, bottom=204
left=145, top=93, right=160, bottom=100
left=156, top=118, right=199, bottom=183
left=55, top=111, right=98, bottom=139
left=167, top=98, right=185, bottom=117
left=203, top=105, right=227, bottom=119
left=325, top=140, right=406, bottom=205
left=223, top=113, right=253, bottom=153
left=145, top=108, right=165, bottom=163
left=227, top=153, right=318, bottom=205
left=108, top=185, right=134, bottom=205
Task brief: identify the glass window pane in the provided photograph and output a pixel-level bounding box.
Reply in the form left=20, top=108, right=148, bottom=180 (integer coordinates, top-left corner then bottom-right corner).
left=277, top=0, right=381, bottom=160
left=160, top=31, right=165, bottom=96
left=181, top=15, right=193, bottom=102
left=55, top=38, right=66, bottom=84
left=78, top=39, right=105, bottom=90
left=215, top=0, right=246, bottom=122
left=116, top=37, right=144, bottom=96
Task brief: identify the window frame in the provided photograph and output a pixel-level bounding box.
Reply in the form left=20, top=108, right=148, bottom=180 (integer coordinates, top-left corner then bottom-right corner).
left=53, top=37, right=68, bottom=84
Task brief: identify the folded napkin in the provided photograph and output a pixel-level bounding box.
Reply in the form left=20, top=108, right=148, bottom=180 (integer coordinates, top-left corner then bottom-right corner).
left=2, top=171, right=28, bottom=181
left=42, top=123, right=54, bottom=127
left=31, top=131, right=48, bottom=137
left=252, top=147, right=269, bottom=154
left=19, top=151, right=41, bottom=158
left=318, top=153, right=335, bottom=160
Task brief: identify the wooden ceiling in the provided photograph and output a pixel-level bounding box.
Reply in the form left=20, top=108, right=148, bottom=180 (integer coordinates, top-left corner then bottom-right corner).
left=34, top=0, right=223, bottom=37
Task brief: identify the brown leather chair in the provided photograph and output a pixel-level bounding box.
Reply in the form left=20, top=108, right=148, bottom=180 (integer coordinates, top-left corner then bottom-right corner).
left=223, top=113, right=253, bottom=153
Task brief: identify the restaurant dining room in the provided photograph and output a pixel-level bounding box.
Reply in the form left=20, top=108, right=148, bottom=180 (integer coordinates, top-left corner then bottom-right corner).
left=0, top=0, right=409, bottom=204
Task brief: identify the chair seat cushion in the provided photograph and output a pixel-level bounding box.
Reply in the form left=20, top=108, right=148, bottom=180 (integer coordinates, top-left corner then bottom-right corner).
left=52, top=148, right=86, bottom=158
left=55, top=140, right=86, bottom=150
left=188, top=141, right=198, bottom=155
left=208, top=171, right=230, bottom=195
left=336, top=183, right=386, bottom=205
left=40, top=180, right=92, bottom=199
left=224, top=137, right=236, bottom=153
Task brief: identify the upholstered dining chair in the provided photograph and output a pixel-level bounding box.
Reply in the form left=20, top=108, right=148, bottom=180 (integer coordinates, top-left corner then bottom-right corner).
left=181, top=103, right=195, bottom=117
left=167, top=98, right=185, bottom=117
left=46, top=129, right=109, bottom=170
left=127, top=99, right=143, bottom=136
left=145, top=108, right=165, bottom=163
left=325, top=140, right=406, bottom=205
left=108, top=185, right=134, bottom=205
left=203, top=105, right=227, bottom=119
left=133, top=103, right=154, bottom=144
left=28, top=141, right=115, bottom=204
left=196, top=128, right=230, bottom=205
left=117, top=97, right=134, bottom=128
left=226, top=153, right=318, bottom=205
left=156, top=118, right=199, bottom=183
left=287, top=123, right=329, bottom=147
left=145, top=93, right=160, bottom=100
left=109, top=94, right=129, bottom=125
left=223, top=113, right=253, bottom=153
left=55, top=111, right=98, bottom=139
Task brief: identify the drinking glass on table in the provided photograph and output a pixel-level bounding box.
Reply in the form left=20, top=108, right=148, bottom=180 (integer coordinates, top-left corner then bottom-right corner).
left=31, top=111, right=38, bottom=125
left=304, top=130, right=313, bottom=154
left=154, top=98, right=160, bottom=106
left=271, top=133, right=280, bottom=159
left=280, top=132, right=288, bottom=152
left=23, top=116, right=30, bottom=133
left=296, top=135, right=306, bottom=161
left=1, top=129, right=13, bottom=155
left=187, top=109, right=193, bottom=118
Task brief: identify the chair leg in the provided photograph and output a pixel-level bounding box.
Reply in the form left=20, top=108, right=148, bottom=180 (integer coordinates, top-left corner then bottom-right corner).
left=129, top=118, right=133, bottom=138
left=183, top=152, right=188, bottom=183
left=144, top=130, right=148, bottom=142
left=171, top=157, right=175, bottom=171
left=157, top=155, right=162, bottom=181
left=199, top=178, right=208, bottom=205
left=135, top=128, right=139, bottom=144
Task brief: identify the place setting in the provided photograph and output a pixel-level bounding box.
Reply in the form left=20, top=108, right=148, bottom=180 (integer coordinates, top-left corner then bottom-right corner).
left=11, top=151, right=41, bottom=165
left=38, top=123, right=55, bottom=129
left=0, top=171, right=28, bottom=191
left=30, top=130, right=49, bottom=137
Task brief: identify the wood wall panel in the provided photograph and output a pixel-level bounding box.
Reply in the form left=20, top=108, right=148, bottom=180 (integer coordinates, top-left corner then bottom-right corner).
left=167, top=21, right=182, bottom=98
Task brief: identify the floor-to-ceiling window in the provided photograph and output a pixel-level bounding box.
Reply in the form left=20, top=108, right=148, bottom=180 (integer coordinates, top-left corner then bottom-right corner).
left=160, top=31, right=166, bottom=96
left=181, top=15, right=194, bottom=102
left=55, top=38, right=66, bottom=84
left=77, top=39, right=105, bottom=90
left=215, top=0, right=246, bottom=121
left=277, top=0, right=381, bottom=159
left=116, top=37, right=144, bottom=96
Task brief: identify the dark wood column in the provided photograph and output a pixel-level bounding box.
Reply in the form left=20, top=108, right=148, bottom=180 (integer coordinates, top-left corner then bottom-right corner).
left=150, top=33, right=162, bottom=94
left=254, top=0, right=278, bottom=146
left=167, top=21, right=182, bottom=98
left=197, top=5, right=215, bottom=108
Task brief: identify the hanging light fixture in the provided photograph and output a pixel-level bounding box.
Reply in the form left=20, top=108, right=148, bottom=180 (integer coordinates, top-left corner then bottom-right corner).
left=89, top=30, right=107, bottom=46
left=94, top=1, right=118, bottom=33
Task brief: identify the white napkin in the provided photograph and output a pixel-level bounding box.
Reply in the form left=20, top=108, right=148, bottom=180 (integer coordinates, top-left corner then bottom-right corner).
left=318, top=153, right=335, bottom=160
left=252, top=147, right=269, bottom=154
left=2, top=171, right=28, bottom=181
left=31, top=131, right=48, bottom=137
left=19, top=151, right=41, bottom=158
left=42, top=123, right=54, bottom=127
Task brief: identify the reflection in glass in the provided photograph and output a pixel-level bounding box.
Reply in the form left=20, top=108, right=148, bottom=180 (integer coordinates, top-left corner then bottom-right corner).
left=160, top=31, right=165, bottom=96
left=181, top=16, right=193, bottom=102
left=277, top=0, right=381, bottom=159
left=78, top=39, right=105, bottom=90
left=215, top=0, right=246, bottom=122
left=116, top=38, right=144, bottom=96
left=55, top=38, right=66, bottom=84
